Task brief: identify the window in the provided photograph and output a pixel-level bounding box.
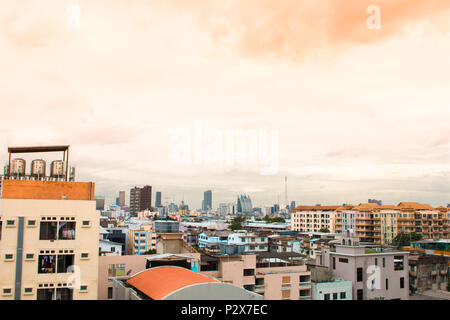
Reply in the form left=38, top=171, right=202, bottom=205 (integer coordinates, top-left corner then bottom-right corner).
left=332, top=257, right=336, bottom=270
left=383, top=257, right=386, bottom=268
left=375, top=258, right=378, bottom=266
left=333, top=293, right=338, bottom=300
left=340, top=292, right=346, bottom=299
left=80, top=285, right=88, bottom=291
left=25, top=253, right=34, bottom=260
left=299, top=275, right=310, bottom=283
left=108, top=264, right=125, bottom=277
left=357, top=268, right=363, bottom=282
left=324, top=293, right=330, bottom=300
left=82, top=221, right=90, bottom=227
left=108, top=287, right=113, bottom=299
left=27, top=220, right=36, bottom=226
left=56, top=288, right=73, bottom=300
left=338, top=258, right=348, bottom=263
left=3, top=288, right=12, bottom=295
left=400, top=277, right=405, bottom=289
left=300, top=289, right=310, bottom=297
left=386, top=278, right=389, bottom=290
left=81, top=253, right=89, bottom=259
left=394, top=256, right=404, bottom=271
left=0, top=221, right=2, bottom=240
left=6, top=220, right=15, bottom=226
left=5, top=254, right=13, bottom=260
left=357, top=289, right=363, bottom=300
left=58, top=222, right=76, bottom=240
left=243, top=269, right=255, bottom=276
left=37, top=288, right=54, bottom=300
left=57, top=255, right=74, bottom=273
left=24, top=288, right=33, bottom=294
left=39, top=222, right=58, bottom=240
left=38, top=255, right=56, bottom=273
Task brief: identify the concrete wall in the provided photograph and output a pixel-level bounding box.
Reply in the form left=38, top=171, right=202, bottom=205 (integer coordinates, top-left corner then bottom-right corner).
left=330, top=250, right=410, bottom=300
left=311, top=280, right=352, bottom=300
left=2, top=180, right=95, bottom=200
left=98, top=255, right=150, bottom=300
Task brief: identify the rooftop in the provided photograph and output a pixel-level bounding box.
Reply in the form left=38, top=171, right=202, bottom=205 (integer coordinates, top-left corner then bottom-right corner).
left=126, top=266, right=219, bottom=300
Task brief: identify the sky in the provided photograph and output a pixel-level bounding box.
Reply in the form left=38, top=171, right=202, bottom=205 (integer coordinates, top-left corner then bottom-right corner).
left=0, top=0, right=449, bottom=209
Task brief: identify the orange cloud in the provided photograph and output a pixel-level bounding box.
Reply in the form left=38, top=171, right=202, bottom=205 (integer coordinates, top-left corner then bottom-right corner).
left=158, top=0, right=450, bottom=62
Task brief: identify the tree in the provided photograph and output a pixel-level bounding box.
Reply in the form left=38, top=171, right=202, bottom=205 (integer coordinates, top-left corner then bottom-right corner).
left=229, top=222, right=243, bottom=231
left=143, top=249, right=157, bottom=255
left=319, top=228, right=330, bottom=233
left=391, top=232, right=422, bottom=247
left=262, top=215, right=285, bottom=223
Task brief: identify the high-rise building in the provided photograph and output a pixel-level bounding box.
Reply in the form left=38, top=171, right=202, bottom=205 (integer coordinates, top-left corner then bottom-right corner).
left=290, top=201, right=296, bottom=211
left=0, top=145, right=99, bottom=300
left=155, top=191, right=162, bottom=207
left=272, top=204, right=280, bottom=214
left=129, top=186, right=152, bottom=217
left=203, top=190, right=212, bottom=211
left=237, top=195, right=253, bottom=214
left=118, top=191, right=125, bottom=207
left=130, top=187, right=141, bottom=216
left=368, top=199, right=382, bottom=206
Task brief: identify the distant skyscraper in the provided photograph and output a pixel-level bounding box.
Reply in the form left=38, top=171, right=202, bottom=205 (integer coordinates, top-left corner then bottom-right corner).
left=118, top=191, right=125, bottom=207
left=130, top=185, right=152, bottom=216
left=237, top=195, right=253, bottom=214
left=203, top=190, right=212, bottom=211
left=115, top=197, right=119, bottom=205
left=155, top=191, right=162, bottom=207
left=290, top=201, right=296, bottom=211
left=368, top=199, right=382, bottom=206
left=272, top=204, right=280, bottom=214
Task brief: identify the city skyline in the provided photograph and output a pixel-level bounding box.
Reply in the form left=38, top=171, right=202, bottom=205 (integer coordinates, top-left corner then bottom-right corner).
left=1, top=1, right=450, bottom=208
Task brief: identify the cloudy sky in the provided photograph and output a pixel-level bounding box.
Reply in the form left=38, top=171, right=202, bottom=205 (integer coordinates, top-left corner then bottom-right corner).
left=1, top=0, right=449, bottom=209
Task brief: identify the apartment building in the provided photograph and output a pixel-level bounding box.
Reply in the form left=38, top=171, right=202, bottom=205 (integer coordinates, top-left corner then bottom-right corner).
left=268, top=235, right=301, bottom=253
left=127, top=224, right=157, bottom=255
left=130, top=186, right=152, bottom=217
left=0, top=179, right=99, bottom=300
left=396, top=202, right=448, bottom=240
left=321, top=245, right=410, bottom=300
left=197, top=230, right=231, bottom=254
left=201, top=253, right=312, bottom=300
left=335, top=202, right=449, bottom=245
left=226, top=231, right=269, bottom=253
left=291, top=206, right=339, bottom=233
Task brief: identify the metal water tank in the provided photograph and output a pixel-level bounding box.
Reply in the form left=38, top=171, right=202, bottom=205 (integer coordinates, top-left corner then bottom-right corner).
left=11, top=158, right=26, bottom=177
left=50, top=160, right=66, bottom=178
left=30, top=159, right=46, bottom=177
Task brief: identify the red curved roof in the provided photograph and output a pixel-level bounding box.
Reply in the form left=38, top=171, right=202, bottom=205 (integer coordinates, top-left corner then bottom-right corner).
left=127, top=266, right=219, bottom=300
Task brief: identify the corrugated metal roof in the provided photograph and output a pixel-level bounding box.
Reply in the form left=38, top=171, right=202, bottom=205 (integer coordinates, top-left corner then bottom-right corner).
left=127, top=266, right=219, bottom=300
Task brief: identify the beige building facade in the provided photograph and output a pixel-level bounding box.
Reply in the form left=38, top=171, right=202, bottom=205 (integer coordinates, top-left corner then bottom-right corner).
left=0, top=180, right=99, bottom=300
